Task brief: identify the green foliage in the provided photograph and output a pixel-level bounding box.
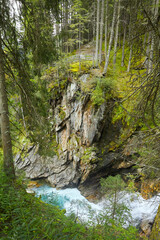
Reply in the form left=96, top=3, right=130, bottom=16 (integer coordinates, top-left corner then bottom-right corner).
left=131, top=130, right=160, bottom=179
left=58, top=106, right=66, bottom=121
left=101, top=175, right=131, bottom=223
left=65, top=0, right=89, bottom=49
left=101, top=175, right=126, bottom=194
left=91, top=77, right=115, bottom=106
left=69, top=60, right=92, bottom=73
left=0, top=168, right=86, bottom=240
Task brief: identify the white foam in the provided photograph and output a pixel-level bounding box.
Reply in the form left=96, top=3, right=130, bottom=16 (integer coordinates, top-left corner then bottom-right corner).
left=32, top=185, right=160, bottom=226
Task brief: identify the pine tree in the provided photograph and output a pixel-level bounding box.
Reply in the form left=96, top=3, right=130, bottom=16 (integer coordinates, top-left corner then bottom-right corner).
left=0, top=1, right=15, bottom=179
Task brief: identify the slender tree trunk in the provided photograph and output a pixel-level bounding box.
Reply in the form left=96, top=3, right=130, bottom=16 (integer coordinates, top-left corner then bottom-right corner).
left=95, top=0, right=100, bottom=67
left=113, top=0, right=121, bottom=65
left=99, top=0, right=105, bottom=64
left=0, top=34, right=15, bottom=179
left=64, top=0, right=69, bottom=53
left=127, top=44, right=132, bottom=72
left=79, top=24, right=81, bottom=72
left=148, top=0, right=159, bottom=74
left=127, top=4, right=133, bottom=72
left=103, top=0, right=118, bottom=75
left=104, top=0, right=108, bottom=58
left=93, top=0, right=96, bottom=38
left=112, top=189, right=117, bottom=220
left=56, top=21, right=60, bottom=49
left=143, top=32, right=147, bottom=50
left=148, top=36, right=154, bottom=74
left=121, top=19, right=126, bottom=67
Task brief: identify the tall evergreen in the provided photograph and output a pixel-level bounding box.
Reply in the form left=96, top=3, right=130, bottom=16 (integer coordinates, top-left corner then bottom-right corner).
left=0, top=0, right=15, bottom=179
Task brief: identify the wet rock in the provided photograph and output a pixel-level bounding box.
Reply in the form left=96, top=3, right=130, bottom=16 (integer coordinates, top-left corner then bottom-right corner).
left=26, top=188, right=35, bottom=194
left=140, top=219, right=153, bottom=238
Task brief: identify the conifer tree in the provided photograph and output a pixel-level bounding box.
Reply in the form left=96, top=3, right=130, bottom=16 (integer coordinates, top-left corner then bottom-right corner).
left=0, top=0, right=15, bottom=179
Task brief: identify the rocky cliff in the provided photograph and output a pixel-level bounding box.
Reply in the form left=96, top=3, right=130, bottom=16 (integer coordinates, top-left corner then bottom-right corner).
left=15, top=74, right=135, bottom=197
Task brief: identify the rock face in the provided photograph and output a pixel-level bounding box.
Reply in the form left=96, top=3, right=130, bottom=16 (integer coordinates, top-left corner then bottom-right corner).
left=15, top=75, right=135, bottom=196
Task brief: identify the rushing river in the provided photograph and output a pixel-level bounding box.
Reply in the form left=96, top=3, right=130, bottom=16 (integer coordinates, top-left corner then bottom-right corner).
left=32, top=185, right=160, bottom=226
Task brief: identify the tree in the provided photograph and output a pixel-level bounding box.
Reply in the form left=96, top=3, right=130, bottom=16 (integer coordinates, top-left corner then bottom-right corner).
left=99, top=0, right=104, bottom=64
left=100, top=175, right=127, bottom=221
left=64, top=0, right=89, bottom=70
left=104, top=0, right=108, bottom=59
left=0, top=1, right=15, bottom=179
left=121, top=9, right=127, bottom=67
left=103, top=0, right=118, bottom=75
left=95, top=0, right=100, bottom=66
left=113, top=0, right=121, bottom=65
left=148, top=0, right=159, bottom=74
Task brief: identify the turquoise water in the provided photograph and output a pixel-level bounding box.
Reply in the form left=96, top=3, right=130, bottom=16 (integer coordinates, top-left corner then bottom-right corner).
left=32, top=185, right=102, bottom=223
left=32, top=185, right=160, bottom=225
left=34, top=185, right=70, bottom=209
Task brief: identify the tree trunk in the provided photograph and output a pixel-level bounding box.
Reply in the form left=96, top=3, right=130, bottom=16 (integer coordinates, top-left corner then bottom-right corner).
left=127, top=44, right=132, bottom=72
left=103, top=0, right=118, bottom=74
left=127, top=3, right=133, bottom=72
left=79, top=24, right=81, bottom=72
left=99, top=0, right=105, bottom=64
left=104, top=0, right=108, bottom=58
left=148, top=0, right=159, bottom=74
left=121, top=18, right=126, bottom=67
left=93, top=0, right=96, bottom=39
left=95, top=0, right=100, bottom=67
left=113, top=0, right=121, bottom=65
left=64, top=0, right=69, bottom=53
left=0, top=34, right=15, bottom=179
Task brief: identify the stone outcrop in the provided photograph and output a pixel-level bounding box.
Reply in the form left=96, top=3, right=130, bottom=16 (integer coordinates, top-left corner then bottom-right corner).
left=15, top=74, right=135, bottom=196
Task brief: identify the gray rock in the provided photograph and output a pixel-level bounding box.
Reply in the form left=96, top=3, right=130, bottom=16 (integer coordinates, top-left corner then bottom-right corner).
left=15, top=78, right=132, bottom=193
left=140, top=218, right=153, bottom=237
left=26, top=188, right=35, bottom=194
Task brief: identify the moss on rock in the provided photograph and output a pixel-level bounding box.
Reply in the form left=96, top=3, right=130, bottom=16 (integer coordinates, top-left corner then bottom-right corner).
left=150, top=205, right=160, bottom=240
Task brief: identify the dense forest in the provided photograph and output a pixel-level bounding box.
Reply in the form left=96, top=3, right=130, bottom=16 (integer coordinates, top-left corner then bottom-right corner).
left=0, top=0, right=160, bottom=239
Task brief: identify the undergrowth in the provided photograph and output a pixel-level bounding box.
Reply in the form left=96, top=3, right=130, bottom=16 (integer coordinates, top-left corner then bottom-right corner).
left=0, top=165, right=139, bottom=240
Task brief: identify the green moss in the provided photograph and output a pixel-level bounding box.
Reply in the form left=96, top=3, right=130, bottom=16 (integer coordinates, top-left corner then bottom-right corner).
left=81, top=146, right=98, bottom=164
left=150, top=205, right=160, bottom=240
left=58, top=106, right=66, bottom=121
left=69, top=60, right=92, bottom=73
